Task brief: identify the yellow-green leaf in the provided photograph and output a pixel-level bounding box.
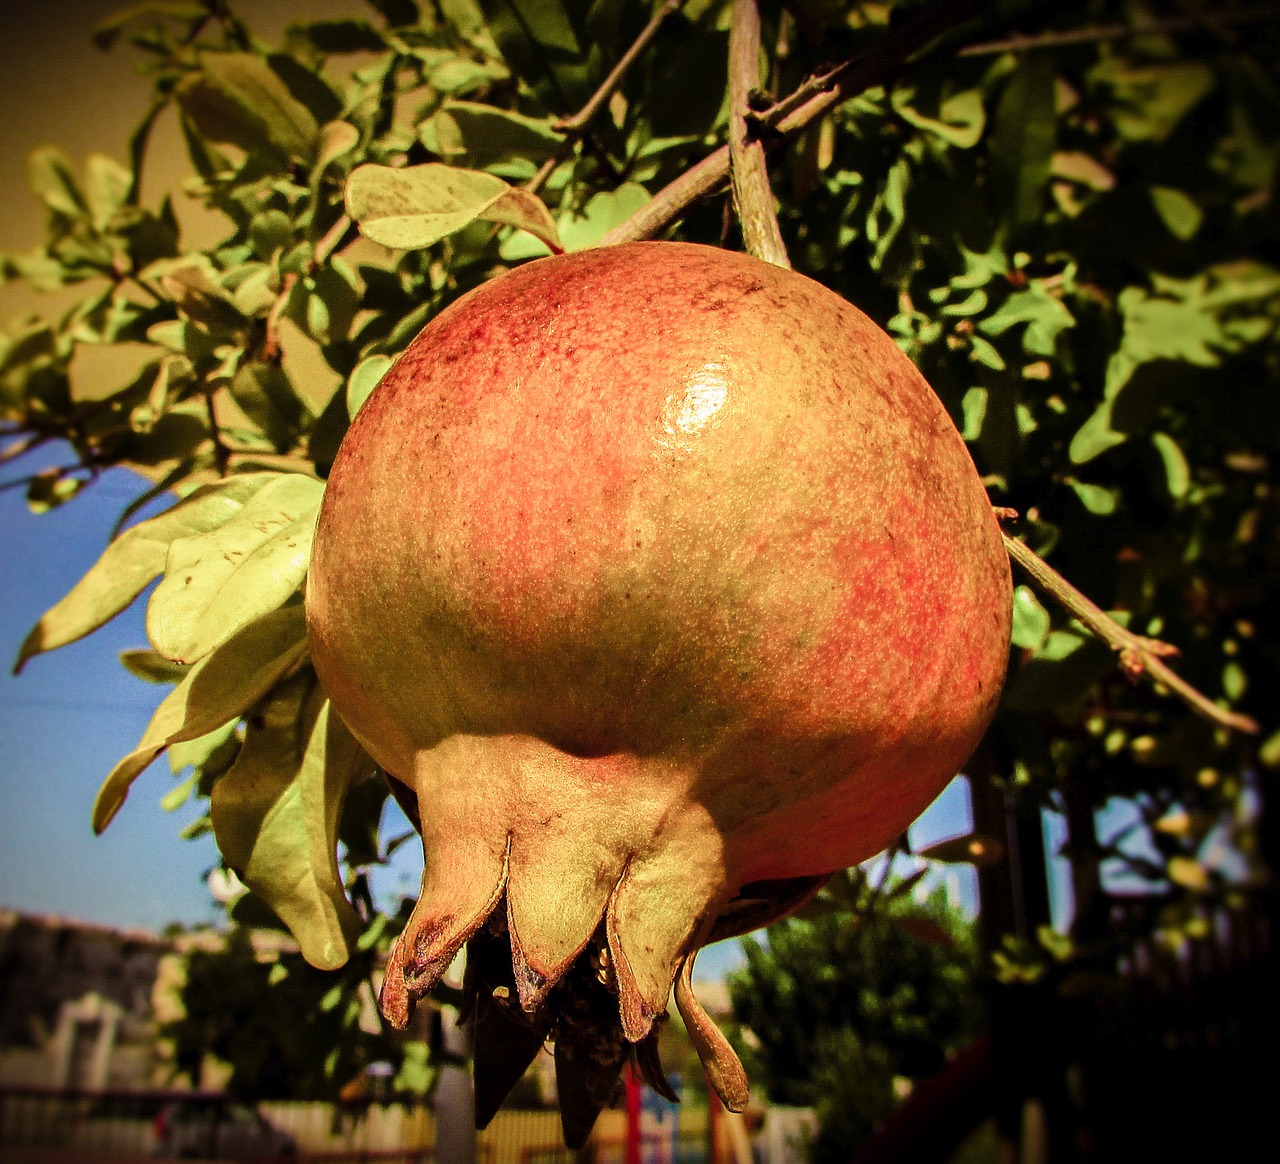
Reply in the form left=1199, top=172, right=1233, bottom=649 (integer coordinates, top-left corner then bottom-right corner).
left=346, top=354, right=392, bottom=420
left=1011, top=585, right=1051, bottom=650
left=1167, top=856, right=1209, bottom=891
left=346, top=162, right=562, bottom=253
left=211, top=696, right=368, bottom=970
left=147, top=474, right=324, bottom=664
left=1150, top=186, right=1203, bottom=241
left=311, top=120, right=361, bottom=206
left=15, top=474, right=277, bottom=673
left=192, top=52, right=320, bottom=162
left=1151, top=432, right=1190, bottom=499
left=93, top=604, right=309, bottom=833
left=26, top=146, right=86, bottom=218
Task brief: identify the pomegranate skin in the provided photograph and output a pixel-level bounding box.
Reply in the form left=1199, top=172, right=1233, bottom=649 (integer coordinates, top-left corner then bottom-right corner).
left=307, top=241, right=1010, bottom=1058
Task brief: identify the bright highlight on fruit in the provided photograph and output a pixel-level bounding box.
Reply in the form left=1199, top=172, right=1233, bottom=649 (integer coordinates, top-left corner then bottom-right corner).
left=306, top=240, right=1012, bottom=1143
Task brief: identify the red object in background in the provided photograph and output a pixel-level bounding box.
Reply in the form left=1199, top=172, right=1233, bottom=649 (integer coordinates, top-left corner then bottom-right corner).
left=625, top=1065, right=642, bottom=1164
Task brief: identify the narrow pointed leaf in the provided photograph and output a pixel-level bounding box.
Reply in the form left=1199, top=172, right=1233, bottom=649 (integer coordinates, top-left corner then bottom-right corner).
left=26, top=147, right=86, bottom=218
left=93, top=604, right=309, bottom=833
left=15, top=474, right=278, bottom=672
left=211, top=697, right=368, bottom=970
left=991, top=54, right=1057, bottom=226
left=178, top=52, right=320, bottom=163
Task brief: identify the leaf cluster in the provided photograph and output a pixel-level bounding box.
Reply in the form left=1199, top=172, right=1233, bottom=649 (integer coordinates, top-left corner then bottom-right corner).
left=728, top=869, right=984, bottom=1159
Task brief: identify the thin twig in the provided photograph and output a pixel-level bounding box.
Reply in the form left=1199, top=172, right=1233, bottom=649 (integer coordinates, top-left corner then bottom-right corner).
left=554, top=0, right=684, bottom=134
left=1002, top=533, right=1259, bottom=735
left=957, top=4, right=1280, bottom=56
left=523, top=1, right=684, bottom=199
left=262, top=273, right=299, bottom=363
left=225, top=450, right=322, bottom=477
left=600, top=0, right=992, bottom=245
left=204, top=391, right=230, bottom=476
left=763, top=0, right=988, bottom=131
left=728, top=0, right=790, bottom=268
left=0, top=474, right=46, bottom=494
left=0, top=433, right=50, bottom=467
left=314, top=214, right=355, bottom=267
left=598, top=147, right=733, bottom=245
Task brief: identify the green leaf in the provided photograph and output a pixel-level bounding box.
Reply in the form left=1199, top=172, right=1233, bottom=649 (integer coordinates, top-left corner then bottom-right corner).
left=1010, top=585, right=1050, bottom=651
left=288, top=18, right=387, bottom=54
left=120, top=649, right=191, bottom=685
left=147, top=474, right=324, bottom=664
left=1002, top=628, right=1112, bottom=714
left=91, top=2, right=207, bottom=50
left=1051, top=150, right=1115, bottom=191
left=1093, top=59, right=1215, bottom=144
left=967, top=334, right=1006, bottom=372
left=429, top=57, right=508, bottom=97
left=211, top=696, right=367, bottom=969
left=476, top=0, right=595, bottom=112
left=429, top=102, right=563, bottom=179
left=991, top=54, right=1056, bottom=226
left=558, top=183, right=652, bottom=253
left=867, top=155, right=912, bottom=274
left=1151, top=432, right=1190, bottom=499
left=249, top=210, right=295, bottom=262
left=301, top=263, right=362, bottom=346
left=347, top=354, right=393, bottom=419
left=1070, top=268, right=1280, bottom=463
left=15, top=475, right=278, bottom=672
left=346, top=162, right=562, bottom=253
left=1150, top=186, right=1203, bottom=241
left=1222, top=660, right=1247, bottom=701
left=169, top=719, right=240, bottom=775
left=1069, top=396, right=1127, bottom=465
left=1068, top=479, right=1119, bottom=515
left=960, top=386, right=987, bottom=442
left=155, top=258, right=247, bottom=332
left=93, top=604, right=310, bottom=833
left=26, top=147, right=87, bottom=218
left=160, top=773, right=199, bottom=812
left=178, top=52, right=320, bottom=163
left=84, top=155, right=132, bottom=231
left=979, top=285, right=1075, bottom=357
left=311, top=120, right=361, bottom=201
left=229, top=362, right=308, bottom=448
left=892, top=80, right=985, bottom=149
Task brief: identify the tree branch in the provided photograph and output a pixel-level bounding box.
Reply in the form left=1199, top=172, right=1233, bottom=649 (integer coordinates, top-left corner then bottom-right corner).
left=553, top=0, right=684, bottom=134
left=515, top=0, right=685, bottom=201
left=204, top=391, right=231, bottom=477
left=762, top=0, right=988, bottom=130
left=1001, top=532, right=1259, bottom=736
left=313, top=214, right=355, bottom=267
left=0, top=432, right=51, bottom=467
left=728, top=0, right=790, bottom=268
left=600, top=0, right=993, bottom=245
left=956, top=4, right=1280, bottom=57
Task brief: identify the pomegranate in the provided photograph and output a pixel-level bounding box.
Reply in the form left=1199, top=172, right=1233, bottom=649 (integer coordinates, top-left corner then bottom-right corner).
left=306, top=240, right=1010, bottom=1138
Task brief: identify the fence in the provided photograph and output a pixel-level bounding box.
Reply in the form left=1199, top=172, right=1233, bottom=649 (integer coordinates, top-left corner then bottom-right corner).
left=0, top=1087, right=733, bottom=1164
